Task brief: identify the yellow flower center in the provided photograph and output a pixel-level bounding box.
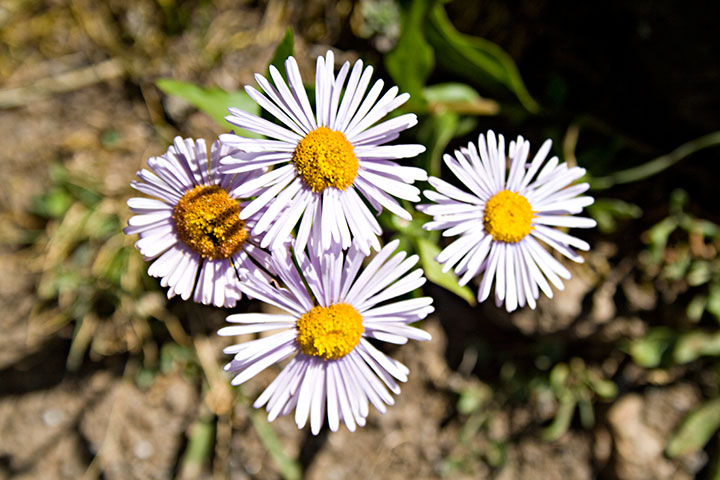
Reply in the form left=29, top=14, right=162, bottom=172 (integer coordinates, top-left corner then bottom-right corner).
left=172, top=185, right=248, bottom=259
left=293, top=127, right=359, bottom=193
left=296, top=303, right=364, bottom=360
left=483, top=190, right=534, bottom=243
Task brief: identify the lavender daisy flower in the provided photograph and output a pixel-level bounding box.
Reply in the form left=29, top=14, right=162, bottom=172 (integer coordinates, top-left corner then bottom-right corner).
left=218, top=239, right=433, bottom=434
left=418, top=130, right=596, bottom=312
left=124, top=137, right=273, bottom=308
left=219, top=50, right=427, bottom=254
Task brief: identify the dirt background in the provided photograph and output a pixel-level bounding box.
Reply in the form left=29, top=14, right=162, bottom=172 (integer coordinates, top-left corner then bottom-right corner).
left=1, top=1, right=719, bottom=479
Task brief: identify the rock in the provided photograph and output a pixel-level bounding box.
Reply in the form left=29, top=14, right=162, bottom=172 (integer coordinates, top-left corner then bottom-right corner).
left=607, top=384, right=704, bottom=480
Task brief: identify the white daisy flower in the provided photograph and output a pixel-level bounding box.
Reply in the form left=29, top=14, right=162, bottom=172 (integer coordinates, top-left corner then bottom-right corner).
left=218, top=239, right=433, bottom=434
left=124, top=137, right=274, bottom=308
left=418, top=130, right=597, bottom=312
left=219, top=50, right=427, bottom=254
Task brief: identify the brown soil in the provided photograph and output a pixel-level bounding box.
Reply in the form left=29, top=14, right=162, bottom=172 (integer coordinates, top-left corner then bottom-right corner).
left=1, top=1, right=717, bottom=479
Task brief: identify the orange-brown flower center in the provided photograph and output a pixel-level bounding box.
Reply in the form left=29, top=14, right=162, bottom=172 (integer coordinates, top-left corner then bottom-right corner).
left=173, top=185, right=247, bottom=259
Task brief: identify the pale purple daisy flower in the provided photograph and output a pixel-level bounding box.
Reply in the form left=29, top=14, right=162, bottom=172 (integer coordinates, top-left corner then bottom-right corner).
left=218, top=50, right=427, bottom=254
left=218, top=239, right=433, bottom=434
left=418, top=130, right=596, bottom=312
left=124, top=136, right=274, bottom=308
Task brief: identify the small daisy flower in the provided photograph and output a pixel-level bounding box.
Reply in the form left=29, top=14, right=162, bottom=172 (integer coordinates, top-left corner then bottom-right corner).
left=124, top=137, right=274, bottom=308
left=219, top=50, right=427, bottom=254
left=218, top=239, right=433, bottom=434
left=418, top=130, right=596, bottom=312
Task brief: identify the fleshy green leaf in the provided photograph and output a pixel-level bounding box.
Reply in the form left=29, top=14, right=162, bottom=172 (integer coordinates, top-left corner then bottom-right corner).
left=542, top=394, right=576, bottom=441
left=415, top=237, right=476, bottom=306
left=666, top=398, right=720, bottom=458
left=673, top=330, right=720, bottom=364
left=156, top=78, right=262, bottom=136
left=708, top=282, right=720, bottom=322
left=628, top=327, right=674, bottom=368
left=425, top=6, right=539, bottom=113
left=687, top=295, right=708, bottom=322
left=384, top=0, right=436, bottom=105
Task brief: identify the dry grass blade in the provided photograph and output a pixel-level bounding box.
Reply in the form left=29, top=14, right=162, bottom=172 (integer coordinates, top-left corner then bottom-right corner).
left=0, top=59, right=124, bottom=108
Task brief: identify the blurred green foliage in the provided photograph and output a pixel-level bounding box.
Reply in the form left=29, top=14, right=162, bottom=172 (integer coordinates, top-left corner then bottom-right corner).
left=21, top=0, right=716, bottom=474
left=30, top=163, right=162, bottom=371
left=156, top=79, right=262, bottom=136
left=155, top=15, right=720, bottom=465
left=641, top=189, right=720, bottom=323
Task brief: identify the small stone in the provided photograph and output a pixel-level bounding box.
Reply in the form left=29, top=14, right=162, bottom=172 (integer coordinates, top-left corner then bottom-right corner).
left=134, top=440, right=154, bottom=459
left=42, top=408, right=64, bottom=427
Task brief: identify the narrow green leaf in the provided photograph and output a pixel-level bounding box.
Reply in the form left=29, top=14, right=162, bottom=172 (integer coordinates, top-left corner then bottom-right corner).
left=384, top=0, right=436, bottom=105
left=156, top=78, right=262, bottom=136
left=666, top=398, right=720, bottom=458
left=542, top=395, right=576, bottom=441
left=425, top=6, right=539, bottom=113
left=182, top=417, right=215, bottom=467
left=578, top=398, right=595, bottom=429
left=590, top=131, right=720, bottom=189
left=249, top=411, right=302, bottom=480
left=268, top=28, right=294, bottom=81
left=587, top=374, right=618, bottom=400
left=415, top=237, right=476, bottom=306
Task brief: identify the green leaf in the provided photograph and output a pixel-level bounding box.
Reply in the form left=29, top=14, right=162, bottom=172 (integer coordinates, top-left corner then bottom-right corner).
left=268, top=28, right=294, bottom=81
left=384, top=0, right=436, bottom=105
left=687, top=260, right=713, bottom=287
left=424, top=82, right=499, bottom=115
left=425, top=6, right=539, bottom=113
left=588, top=376, right=618, bottom=400
left=586, top=198, right=642, bottom=234
left=590, top=132, right=720, bottom=190
left=666, top=398, right=720, bottom=458
left=457, top=381, right=492, bottom=415
left=673, top=330, right=720, bottom=364
left=156, top=78, right=262, bottom=135
left=687, top=295, right=708, bottom=322
left=708, top=282, right=720, bottom=322
left=32, top=187, right=73, bottom=219
left=578, top=398, right=595, bottom=429
left=249, top=410, right=301, bottom=480
left=542, top=395, right=576, bottom=441
left=628, top=327, right=675, bottom=368
left=415, top=237, right=476, bottom=306
left=182, top=417, right=215, bottom=468
left=645, top=217, right=679, bottom=264
left=418, top=110, right=459, bottom=177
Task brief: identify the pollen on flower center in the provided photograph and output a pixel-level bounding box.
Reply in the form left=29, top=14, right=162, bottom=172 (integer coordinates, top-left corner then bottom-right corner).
left=173, top=185, right=248, bottom=259
left=293, top=127, right=359, bottom=193
left=483, top=190, right=534, bottom=243
left=296, top=303, right=364, bottom=360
